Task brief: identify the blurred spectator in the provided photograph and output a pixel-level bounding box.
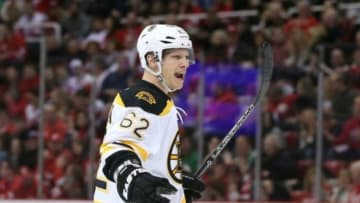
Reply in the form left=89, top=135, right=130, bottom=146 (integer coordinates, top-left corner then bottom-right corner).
left=328, top=72, right=358, bottom=122
left=14, top=1, right=47, bottom=37
left=301, top=167, right=331, bottom=201
left=71, top=110, right=90, bottom=142
left=33, top=0, right=58, bottom=13
left=0, top=136, right=7, bottom=164
left=283, top=0, right=319, bottom=38
left=276, top=77, right=316, bottom=124
left=47, top=87, right=72, bottom=115
left=43, top=68, right=59, bottom=94
left=295, top=108, right=331, bottom=160
left=261, top=178, right=291, bottom=201
left=55, top=65, right=70, bottom=91
left=329, top=48, right=348, bottom=72
left=103, top=39, right=120, bottom=65
left=8, top=137, right=22, bottom=170
left=205, top=136, right=220, bottom=156
left=227, top=180, right=241, bottom=201
left=347, top=48, right=360, bottom=90
left=1, top=0, right=22, bottom=24
left=269, top=26, right=289, bottom=68
left=84, top=0, right=127, bottom=18
left=181, top=134, right=199, bottom=173
left=348, top=160, right=360, bottom=203
left=83, top=17, right=107, bottom=50
left=285, top=27, right=312, bottom=68
left=61, top=1, right=91, bottom=40
left=264, top=83, right=285, bottom=120
left=20, top=131, right=38, bottom=170
left=48, top=150, right=71, bottom=198
left=149, top=0, right=165, bottom=15
left=64, top=38, right=87, bottom=62
left=202, top=160, right=228, bottom=200
left=16, top=166, right=37, bottom=198
left=261, top=133, right=295, bottom=200
left=107, top=11, right=142, bottom=48
left=330, top=168, right=351, bottom=203
left=64, top=58, right=94, bottom=95
left=198, top=7, right=226, bottom=50
left=0, top=22, right=26, bottom=67
left=4, top=66, right=28, bottom=118
left=0, top=160, right=25, bottom=198
left=179, top=0, right=203, bottom=14
left=261, top=2, right=286, bottom=30
left=356, top=30, right=360, bottom=47
left=232, top=20, right=257, bottom=66
left=318, top=7, right=355, bottom=44
left=55, top=163, right=86, bottom=198
left=100, top=54, right=133, bottom=102
left=19, top=63, right=38, bottom=94
left=204, top=28, right=229, bottom=63
left=120, top=30, right=139, bottom=69
left=0, top=103, right=18, bottom=139
left=302, top=48, right=326, bottom=77
left=327, top=96, right=360, bottom=160
left=92, top=56, right=113, bottom=95
left=70, top=139, right=86, bottom=165
left=233, top=136, right=255, bottom=175
left=43, top=103, right=67, bottom=142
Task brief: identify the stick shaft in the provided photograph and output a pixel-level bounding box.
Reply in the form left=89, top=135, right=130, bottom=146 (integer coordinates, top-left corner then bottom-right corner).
left=195, top=104, right=255, bottom=177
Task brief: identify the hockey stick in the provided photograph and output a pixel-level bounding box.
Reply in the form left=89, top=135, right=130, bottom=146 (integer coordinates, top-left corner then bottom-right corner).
left=194, top=42, right=273, bottom=177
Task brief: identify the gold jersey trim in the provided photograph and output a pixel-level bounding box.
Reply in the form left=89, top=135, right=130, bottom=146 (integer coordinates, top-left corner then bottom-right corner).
left=114, top=93, right=125, bottom=106
left=121, top=140, right=149, bottom=161
left=160, top=100, right=174, bottom=116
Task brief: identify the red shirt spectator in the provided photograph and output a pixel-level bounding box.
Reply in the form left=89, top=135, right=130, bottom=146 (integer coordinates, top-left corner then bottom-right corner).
left=34, top=0, right=58, bottom=14
left=4, top=93, right=29, bottom=118
left=334, top=118, right=360, bottom=150
left=348, top=161, right=360, bottom=203
left=0, top=23, right=26, bottom=63
left=43, top=104, right=68, bottom=141
left=14, top=167, right=37, bottom=198
left=347, top=48, right=360, bottom=91
left=348, top=185, right=360, bottom=203
left=19, top=64, right=39, bottom=94
left=283, top=1, right=319, bottom=37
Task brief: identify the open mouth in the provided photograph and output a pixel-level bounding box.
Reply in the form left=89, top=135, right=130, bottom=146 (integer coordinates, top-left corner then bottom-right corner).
left=174, top=73, right=184, bottom=79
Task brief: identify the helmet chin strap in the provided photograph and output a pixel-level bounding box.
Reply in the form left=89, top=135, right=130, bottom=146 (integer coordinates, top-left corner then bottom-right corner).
left=155, top=61, right=177, bottom=93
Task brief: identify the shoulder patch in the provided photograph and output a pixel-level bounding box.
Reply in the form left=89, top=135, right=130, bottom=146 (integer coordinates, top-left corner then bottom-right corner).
left=119, top=82, right=171, bottom=115
left=135, top=91, right=156, bottom=105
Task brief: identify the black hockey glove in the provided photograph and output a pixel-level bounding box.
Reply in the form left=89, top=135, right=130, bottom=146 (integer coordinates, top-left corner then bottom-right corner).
left=183, top=173, right=205, bottom=203
left=103, top=151, right=177, bottom=203
left=118, top=167, right=177, bottom=203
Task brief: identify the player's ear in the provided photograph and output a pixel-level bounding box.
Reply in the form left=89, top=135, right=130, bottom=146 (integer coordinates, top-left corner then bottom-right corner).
left=145, top=53, right=158, bottom=71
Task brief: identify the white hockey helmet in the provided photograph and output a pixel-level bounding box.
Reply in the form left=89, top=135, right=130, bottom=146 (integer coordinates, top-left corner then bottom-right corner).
left=137, top=24, right=194, bottom=76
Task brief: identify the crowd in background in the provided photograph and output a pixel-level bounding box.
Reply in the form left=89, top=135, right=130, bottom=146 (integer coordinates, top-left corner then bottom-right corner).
left=0, top=0, right=360, bottom=202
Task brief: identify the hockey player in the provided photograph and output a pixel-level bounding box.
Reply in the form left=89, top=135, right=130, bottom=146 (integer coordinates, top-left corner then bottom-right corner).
left=93, top=24, right=205, bottom=203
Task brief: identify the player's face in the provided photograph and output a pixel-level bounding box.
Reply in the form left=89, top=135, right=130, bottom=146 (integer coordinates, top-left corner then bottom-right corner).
left=161, top=48, right=191, bottom=90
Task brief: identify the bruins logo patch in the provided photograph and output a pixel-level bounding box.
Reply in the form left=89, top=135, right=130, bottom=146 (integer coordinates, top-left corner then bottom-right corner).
left=135, top=91, right=156, bottom=104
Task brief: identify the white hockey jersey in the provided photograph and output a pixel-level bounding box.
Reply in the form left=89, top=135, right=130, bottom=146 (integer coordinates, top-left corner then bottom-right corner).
left=93, top=80, right=186, bottom=203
